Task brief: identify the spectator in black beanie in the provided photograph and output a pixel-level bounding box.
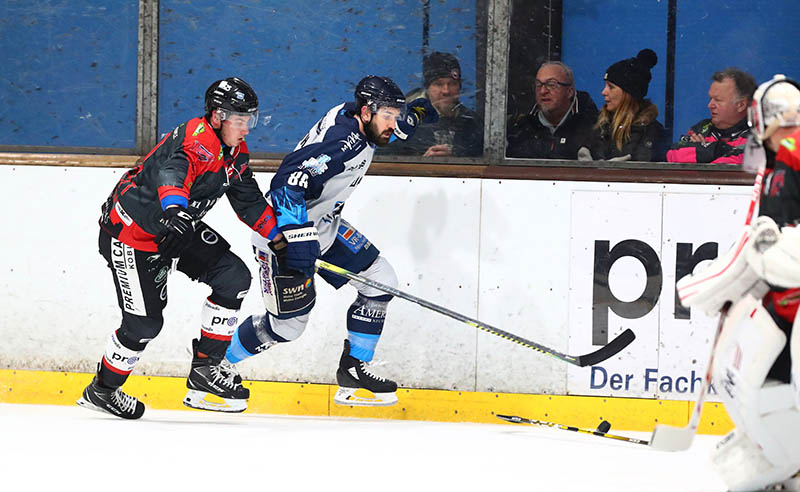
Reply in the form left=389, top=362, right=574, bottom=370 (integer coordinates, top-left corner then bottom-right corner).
left=578, top=49, right=668, bottom=162
left=387, top=51, right=484, bottom=157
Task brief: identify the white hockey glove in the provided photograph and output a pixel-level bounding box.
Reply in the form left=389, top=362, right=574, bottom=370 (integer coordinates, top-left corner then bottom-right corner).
left=677, top=225, right=769, bottom=317
left=746, top=217, right=800, bottom=288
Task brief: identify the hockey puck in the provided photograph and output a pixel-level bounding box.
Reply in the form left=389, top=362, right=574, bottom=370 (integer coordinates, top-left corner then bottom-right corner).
left=596, top=420, right=611, bottom=433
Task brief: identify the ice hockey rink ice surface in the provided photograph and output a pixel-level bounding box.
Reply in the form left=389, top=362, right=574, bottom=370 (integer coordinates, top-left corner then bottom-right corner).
left=0, top=403, right=728, bottom=491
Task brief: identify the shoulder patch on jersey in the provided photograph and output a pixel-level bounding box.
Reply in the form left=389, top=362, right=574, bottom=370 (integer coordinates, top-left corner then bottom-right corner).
left=339, top=131, right=363, bottom=153
left=781, top=137, right=796, bottom=152
left=189, top=141, right=215, bottom=163
left=300, top=154, right=331, bottom=176
left=192, top=121, right=206, bottom=136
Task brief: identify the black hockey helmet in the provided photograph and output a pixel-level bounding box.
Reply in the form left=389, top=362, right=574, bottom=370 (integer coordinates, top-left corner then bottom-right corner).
left=354, top=75, right=406, bottom=115
left=204, top=77, right=259, bottom=128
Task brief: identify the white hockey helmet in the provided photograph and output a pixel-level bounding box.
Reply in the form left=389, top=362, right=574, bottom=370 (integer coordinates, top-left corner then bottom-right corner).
left=747, top=74, right=800, bottom=143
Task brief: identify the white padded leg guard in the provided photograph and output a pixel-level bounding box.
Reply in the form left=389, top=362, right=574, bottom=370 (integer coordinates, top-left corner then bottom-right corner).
left=711, top=296, right=800, bottom=491
left=350, top=256, right=398, bottom=298
left=793, top=314, right=800, bottom=410
left=268, top=313, right=310, bottom=342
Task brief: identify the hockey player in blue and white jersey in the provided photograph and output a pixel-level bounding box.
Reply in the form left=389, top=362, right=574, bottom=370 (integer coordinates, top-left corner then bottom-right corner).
left=224, top=75, right=438, bottom=406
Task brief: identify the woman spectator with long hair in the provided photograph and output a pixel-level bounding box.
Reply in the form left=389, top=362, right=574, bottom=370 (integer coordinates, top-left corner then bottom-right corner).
left=578, top=49, right=667, bottom=162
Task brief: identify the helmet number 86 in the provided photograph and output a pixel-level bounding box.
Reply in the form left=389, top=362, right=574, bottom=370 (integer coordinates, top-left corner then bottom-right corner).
left=288, top=171, right=309, bottom=189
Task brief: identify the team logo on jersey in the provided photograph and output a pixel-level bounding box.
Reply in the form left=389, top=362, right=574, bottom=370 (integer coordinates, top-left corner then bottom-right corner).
left=192, top=122, right=206, bottom=136
left=218, top=147, right=224, bottom=161
left=300, top=154, right=331, bottom=176
left=781, top=137, right=797, bottom=151
left=339, top=132, right=362, bottom=153
left=190, top=141, right=215, bottom=162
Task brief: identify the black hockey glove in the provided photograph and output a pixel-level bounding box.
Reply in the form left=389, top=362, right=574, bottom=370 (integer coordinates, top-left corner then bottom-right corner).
left=155, top=206, right=195, bottom=259
left=278, top=222, right=320, bottom=277
left=393, top=98, right=439, bottom=141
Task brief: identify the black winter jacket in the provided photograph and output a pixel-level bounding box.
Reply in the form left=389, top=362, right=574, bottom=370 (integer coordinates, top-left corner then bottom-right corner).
left=506, top=91, right=598, bottom=159
left=585, top=102, right=667, bottom=162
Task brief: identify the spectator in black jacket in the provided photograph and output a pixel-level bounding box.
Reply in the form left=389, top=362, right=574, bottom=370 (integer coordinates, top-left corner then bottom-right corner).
left=579, top=49, right=667, bottom=162
left=388, top=52, right=484, bottom=157
left=506, top=61, right=598, bottom=159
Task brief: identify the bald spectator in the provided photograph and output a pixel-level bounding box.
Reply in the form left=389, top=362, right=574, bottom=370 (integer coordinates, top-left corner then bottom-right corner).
left=506, top=61, right=598, bottom=159
left=667, top=68, right=757, bottom=164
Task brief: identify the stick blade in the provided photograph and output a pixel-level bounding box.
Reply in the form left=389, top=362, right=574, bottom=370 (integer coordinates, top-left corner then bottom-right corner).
left=576, top=329, right=636, bottom=367
left=649, top=423, right=696, bottom=451
left=496, top=414, right=522, bottom=424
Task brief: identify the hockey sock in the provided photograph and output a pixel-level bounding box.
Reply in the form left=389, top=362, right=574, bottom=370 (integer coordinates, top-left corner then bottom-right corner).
left=99, top=330, right=144, bottom=389
left=346, top=294, right=391, bottom=362
left=197, top=296, right=240, bottom=359
left=225, top=314, right=286, bottom=363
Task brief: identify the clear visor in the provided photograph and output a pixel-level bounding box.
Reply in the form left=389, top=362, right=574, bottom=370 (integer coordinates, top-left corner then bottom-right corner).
left=369, top=101, right=406, bottom=122
left=217, top=109, right=259, bottom=129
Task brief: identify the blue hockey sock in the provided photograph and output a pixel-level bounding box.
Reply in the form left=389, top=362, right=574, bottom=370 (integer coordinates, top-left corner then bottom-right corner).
left=346, top=294, right=391, bottom=362
left=225, top=317, right=256, bottom=364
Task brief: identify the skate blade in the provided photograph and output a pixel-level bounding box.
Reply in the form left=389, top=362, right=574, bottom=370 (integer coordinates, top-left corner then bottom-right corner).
left=183, top=389, right=247, bottom=413
left=76, top=396, right=107, bottom=414
left=334, top=387, right=398, bottom=406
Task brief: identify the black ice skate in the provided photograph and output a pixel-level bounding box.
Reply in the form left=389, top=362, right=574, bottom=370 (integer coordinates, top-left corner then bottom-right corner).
left=183, top=340, right=249, bottom=413
left=334, top=339, right=398, bottom=406
left=76, top=376, right=145, bottom=420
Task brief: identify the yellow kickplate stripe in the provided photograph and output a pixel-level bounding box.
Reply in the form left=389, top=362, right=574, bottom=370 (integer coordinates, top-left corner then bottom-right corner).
left=0, top=369, right=732, bottom=434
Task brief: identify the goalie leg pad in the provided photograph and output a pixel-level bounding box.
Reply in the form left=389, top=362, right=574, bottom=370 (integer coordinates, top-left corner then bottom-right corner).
left=713, top=423, right=800, bottom=492
left=711, top=296, right=800, bottom=490
left=677, top=226, right=768, bottom=316
left=793, top=314, right=800, bottom=409
left=712, top=296, right=787, bottom=407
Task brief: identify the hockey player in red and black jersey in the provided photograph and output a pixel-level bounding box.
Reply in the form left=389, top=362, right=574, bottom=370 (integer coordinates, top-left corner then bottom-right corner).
left=676, top=75, right=800, bottom=491
left=77, top=77, right=279, bottom=419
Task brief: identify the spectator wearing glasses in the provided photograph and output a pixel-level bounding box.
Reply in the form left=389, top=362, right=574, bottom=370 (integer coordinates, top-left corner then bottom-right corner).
left=667, top=68, right=757, bottom=164
left=388, top=51, right=484, bottom=157
left=506, top=61, right=598, bottom=159
left=579, top=49, right=667, bottom=162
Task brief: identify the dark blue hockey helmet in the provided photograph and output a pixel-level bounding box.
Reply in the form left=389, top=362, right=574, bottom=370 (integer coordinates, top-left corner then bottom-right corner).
left=354, top=75, right=406, bottom=115
left=205, top=77, right=259, bottom=128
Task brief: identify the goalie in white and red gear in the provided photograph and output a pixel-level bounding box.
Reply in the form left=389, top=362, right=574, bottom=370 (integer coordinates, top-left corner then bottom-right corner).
left=677, top=75, right=800, bottom=491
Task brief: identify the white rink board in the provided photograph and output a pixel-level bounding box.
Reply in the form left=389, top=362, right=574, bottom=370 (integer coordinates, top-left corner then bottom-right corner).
left=0, top=166, right=752, bottom=398
left=565, top=189, right=748, bottom=399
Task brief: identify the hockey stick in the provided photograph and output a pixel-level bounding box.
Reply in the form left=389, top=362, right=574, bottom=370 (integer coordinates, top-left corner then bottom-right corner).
left=315, top=259, right=635, bottom=367
left=649, top=301, right=730, bottom=451
left=650, top=159, right=767, bottom=452
left=496, top=414, right=650, bottom=446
